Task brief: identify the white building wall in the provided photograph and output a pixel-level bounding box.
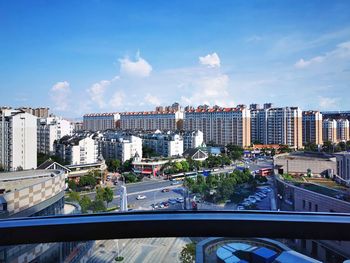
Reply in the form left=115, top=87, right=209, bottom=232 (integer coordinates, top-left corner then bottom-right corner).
left=11, top=112, right=37, bottom=170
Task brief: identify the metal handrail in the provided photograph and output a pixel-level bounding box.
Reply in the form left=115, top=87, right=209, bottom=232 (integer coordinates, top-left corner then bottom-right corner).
left=0, top=210, right=350, bottom=245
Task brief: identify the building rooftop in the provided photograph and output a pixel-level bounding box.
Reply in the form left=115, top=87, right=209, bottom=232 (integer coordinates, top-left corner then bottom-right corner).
left=0, top=170, right=60, bottom=193
left=276, top=151, right=335, bottom=161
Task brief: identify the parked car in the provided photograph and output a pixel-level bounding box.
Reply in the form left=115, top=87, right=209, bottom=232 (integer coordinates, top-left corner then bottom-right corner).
left=237, top=205, right=245, bottom=210
left=162, top=188, right=170, bottom=192
left=248, top=196, right=257, bottom=203
left=252, top=195, right=261, bottom=201
left=171, top=181, right=180, bottom=185
left=176, top=197, right=184, bottom=203
left=168, top=199, right=177, bottom=205
left=136, top=195, right=146, bottom=200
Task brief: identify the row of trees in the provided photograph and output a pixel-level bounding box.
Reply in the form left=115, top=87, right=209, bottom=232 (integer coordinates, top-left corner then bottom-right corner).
left=68, top=170, right=101, bottom=191
left=184, top=169, right=257, bottom=203
left=304, top=141, right=350, bottom=153
left=67, top=186, right=114, bottom=213
left=106, top=158, right=133, bottom=173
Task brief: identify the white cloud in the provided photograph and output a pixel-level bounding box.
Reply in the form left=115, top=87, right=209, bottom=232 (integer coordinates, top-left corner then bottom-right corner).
left=295, top=56, right=324, bottom=68
left=182, top=73, right=232, bottom=106
left=109, top=91, right=125, bottom=107
left=119, top=54, right=152, bottom=77
left=319, top=96, right=339, bottom=109
left=50, top=81, right=71, bottom=111
left=199, top=53, right=221, bottom=68
left=145, top=94, right=161, bottom=106
left=295, top=40, right=350, bottom=69
left=87, top=80, right=111, bottom=109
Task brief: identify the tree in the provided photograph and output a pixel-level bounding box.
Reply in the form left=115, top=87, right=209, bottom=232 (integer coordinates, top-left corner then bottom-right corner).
left=68, top=180, right=78, bottom=191
left=226, top=144, right=243, bottom=160
left=79, top=196, right=92, bottom=213
left=304, top=142, right=318, bottom=152
left=322, top=141, right=334, bottom=153
left=338, top=141, right=347, bottom=152
left=79, top=174, right=97, bottom=189
left=95, top=186, right=105, bottom=201
left=121, top=158, right=133, bottom=172
left=174, top=162, right=183, bottom=172
left=142, top=145, right=159, bottom=158
left=91, top=199, right=106, bottom=213
left=67, top=191, right=80, bottom=202
left=107, top=159, right=121, bottom=172
left=279, top=144, right=292, bottom=153
left=180, top=160, right=190, bottom=172
left=103, top=187, right=114, bottom=208
left=124, top=172, right=138, bottom=183
left=180, top=242, right=196, bottom=263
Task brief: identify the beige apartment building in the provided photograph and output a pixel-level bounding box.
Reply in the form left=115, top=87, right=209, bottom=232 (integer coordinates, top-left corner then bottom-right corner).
left=183, top=106, right=251, bottom=147
left=336, top=119, right=350, bottom=142
left=302, top=111, right=323, bottom=146
left=251, top=106, right=302, bottom=149
left=322, top=119, right=337, bottom=143
left=83, top=112, right=120, bottom=131
left=120, top=110, right=184, bottom=131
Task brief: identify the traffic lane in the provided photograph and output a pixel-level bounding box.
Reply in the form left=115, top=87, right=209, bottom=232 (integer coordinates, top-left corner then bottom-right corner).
left=85, top=179, right=173, bottom=200
left=111, top=187, right=185, bottom=210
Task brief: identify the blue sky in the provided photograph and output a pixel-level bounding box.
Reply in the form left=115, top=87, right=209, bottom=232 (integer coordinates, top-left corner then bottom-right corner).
left=0, top=1, right=350, bottom=118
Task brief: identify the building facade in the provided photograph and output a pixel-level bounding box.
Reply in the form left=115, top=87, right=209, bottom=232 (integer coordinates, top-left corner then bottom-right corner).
left=182, top=130, right=204, bottom=150
left=142, top=132, right=184, bottom=157
left=251, top=107, right=303, bottom=149
left=37, top=117, right=73, bottom=155
left=302, top=111, right=323, bottom=146
left=322, top=119, right=337, bottom=143
left=336, top=119, right=350, bottom=142
left=83, top=113, right=120, bottom=131
left=17, top=107, right=50, bottom=118
left=98, top=131, right=142, bottom=163
left=184, top=106, right=251, bottom=147
left=120, top=110, right=184, bottom=131
left=335, top=152, right=350, bottom=182
left=54, top=133, right=98, bottom=165
left=0, top=109, right=37, bottom=171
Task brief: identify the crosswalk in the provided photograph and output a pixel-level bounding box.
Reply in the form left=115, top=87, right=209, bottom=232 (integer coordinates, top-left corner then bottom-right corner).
left=88, top=237, right=191, bottom=263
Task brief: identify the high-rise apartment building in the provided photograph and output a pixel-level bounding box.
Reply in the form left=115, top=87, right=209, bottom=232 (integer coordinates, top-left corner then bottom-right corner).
left=37, top=117, right=73, bottom=155
left=120, top=110, right=184, bottom=131
left=322, top=119, right=337, bottom=143
left=251, top=107, right=303, bottom=149
left=17, top=107, right=50, bottom=118
left=302, top=111, right=323, bottom=146
left=0, top=109, right=37, bottom=171
left=83, top=113, right=120, bottom=131
left=336, top=119, right=350, bottom=142
left=184, top=106, right=251, bottom=147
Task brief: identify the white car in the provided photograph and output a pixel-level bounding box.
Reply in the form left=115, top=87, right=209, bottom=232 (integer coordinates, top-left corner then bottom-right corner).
left=136, top=195, right=146, bottom=200
left=237, top=205, right=245, bottom=210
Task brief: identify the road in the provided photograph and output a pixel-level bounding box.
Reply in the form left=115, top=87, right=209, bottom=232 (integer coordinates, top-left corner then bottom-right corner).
left=80, top=160, right=274, bottom=211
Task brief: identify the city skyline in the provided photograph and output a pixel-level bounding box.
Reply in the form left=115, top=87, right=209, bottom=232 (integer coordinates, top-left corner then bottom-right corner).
left=1, top=1, right=350, bottom=118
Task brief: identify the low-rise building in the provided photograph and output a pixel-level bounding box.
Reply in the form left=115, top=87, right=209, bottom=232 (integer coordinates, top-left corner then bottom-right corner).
left=274, top=152, right=336, bottom=177
left=335, top=152, right=350, bottom=182
left=54, top=132, right=98, bottom=165
left=141, top=131, right=183, bottom=157
left=182, top=130, right=204, bottom=150
left=97, top=131, right=142, bottom=163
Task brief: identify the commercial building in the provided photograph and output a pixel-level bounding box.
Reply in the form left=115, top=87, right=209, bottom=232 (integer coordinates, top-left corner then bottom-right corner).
left=0, top=109, right=37, bottom=171
left=251, top=107, right=303, bottom=149
left=276, top=175, right=350, bottom=261
left=141, top=131, right=183, bottom=157
left=274, top=152, right=336, bottom=177
left=184, top=105, right=251, bottom=147
left=335, top=152, right=350, bottom=182
left=97, top=131, right=142, bottom=163
left=83, top=112, right=120, bottom=131
left=54, top=132, right=98, bottom=165
left=120, top=110, right=184, bottom=131
left=182, top=130, right=204, bottom=150
left=322, top=119, right=337, bottom=143
left=0, top=169, right=93, bottom=262
left=336, top=119, right=350, bottom=142
left=302, top=111, right=323, bottom=146
left=37, top=116, right=73, bottom=155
